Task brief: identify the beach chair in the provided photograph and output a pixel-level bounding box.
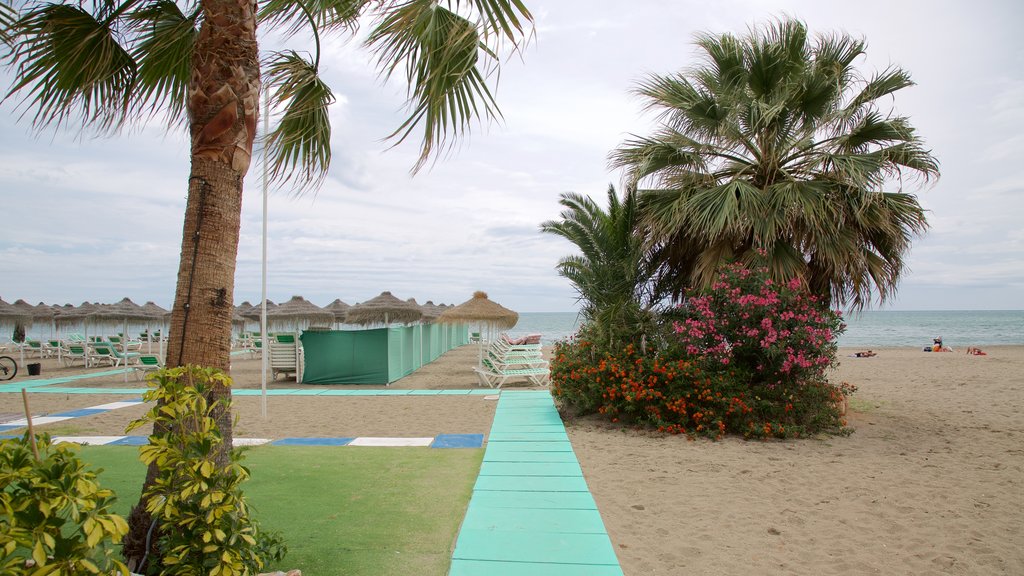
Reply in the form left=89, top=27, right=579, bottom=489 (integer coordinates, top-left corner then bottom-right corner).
left=88, top=343, right=119, bottom=367
left=109, top=344, right=141, bottom=366
left=61, top=344, right=88, bottom=367
left=473, top=359, right=550, bottom=389
left=44, top=340, right=63, bottom=358
left=269, top=333, right=303, bottom=381
left=485, top=349, right=548, bottom=370
left=23, top=340, right=45, bottom=358
left=133, top=354, right=164, bottom=380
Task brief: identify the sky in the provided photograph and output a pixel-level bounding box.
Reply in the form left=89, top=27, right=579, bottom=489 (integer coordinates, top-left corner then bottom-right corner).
left=1, top=0, right=1022, bottom=313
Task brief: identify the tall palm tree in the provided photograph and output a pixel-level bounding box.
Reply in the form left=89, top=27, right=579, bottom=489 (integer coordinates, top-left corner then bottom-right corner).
left=611, top=18, right=939, bottom=310
left=541, top=185, right=655, bottom=348
left=1, top=0, right=531, bottom=568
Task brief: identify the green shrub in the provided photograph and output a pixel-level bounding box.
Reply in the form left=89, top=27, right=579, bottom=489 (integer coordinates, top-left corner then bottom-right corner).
left=127, top=366, right=283, bottom=575
left=0, top=434, right=129, bottom=575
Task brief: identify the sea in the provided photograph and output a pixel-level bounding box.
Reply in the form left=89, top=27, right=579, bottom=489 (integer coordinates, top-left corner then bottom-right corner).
left=509, top=310, right=1024, bottom=348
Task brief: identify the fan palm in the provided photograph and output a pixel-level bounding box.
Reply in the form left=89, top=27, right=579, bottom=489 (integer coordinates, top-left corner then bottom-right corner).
left=541, top=185, right=655, bottom=348
left=1, top=0, right=531, bottom=568
left=611, top=18, right=939, bottom=310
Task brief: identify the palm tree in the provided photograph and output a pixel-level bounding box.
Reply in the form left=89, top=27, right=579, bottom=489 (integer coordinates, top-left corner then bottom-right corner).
left=1, top=0, right=531, bottom=568
left=541, top=185, right=655, bottom=348
left=611, top=18, right=939, bottom=310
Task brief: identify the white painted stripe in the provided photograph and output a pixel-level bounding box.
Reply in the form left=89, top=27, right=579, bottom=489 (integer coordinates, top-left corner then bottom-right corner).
left=53, top=436, right=124, bottom=445
left=348, top=437, right=434, bottom=447
left=89, top=401, right=144, bottom=410
left=233, top=438, right=272, bottom=446
left=5, top=416, right=72, bottom=426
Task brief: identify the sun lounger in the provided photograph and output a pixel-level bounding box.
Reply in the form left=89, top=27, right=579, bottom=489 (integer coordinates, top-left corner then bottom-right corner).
left=61, top=344, right=88, bottom=367
left=133, top=354, right=164, bottom=380
left=473, top=360, right=550, bottom=388
left=270, top=333, right=303, bottom=381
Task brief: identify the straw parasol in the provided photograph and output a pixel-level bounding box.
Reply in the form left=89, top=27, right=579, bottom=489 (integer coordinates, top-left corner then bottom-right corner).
left=323, top=299, right=351, bottom=326
left=437, top=291, right=518, bottom=329
left=266, top=295, right=335, bottom=332
left=419, top=300, right=445, bottom=323
left=345, top=291, right=423, bottom=326
left=437, top=291, right=519, bottom=364
left=242, top=299, right=277, bottom=321
left=0, top=298, right=32, bottom=352
left=0, top=298, right=32, bottom=328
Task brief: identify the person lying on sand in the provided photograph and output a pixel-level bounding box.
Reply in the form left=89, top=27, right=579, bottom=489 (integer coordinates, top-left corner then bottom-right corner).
left=966, top=347, right=987, bottom=356
left=854, top=350, right=877, bottom=358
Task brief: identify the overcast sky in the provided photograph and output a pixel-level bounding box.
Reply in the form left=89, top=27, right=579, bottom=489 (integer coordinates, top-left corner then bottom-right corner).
left=1, top=0, right=1022, bottom=313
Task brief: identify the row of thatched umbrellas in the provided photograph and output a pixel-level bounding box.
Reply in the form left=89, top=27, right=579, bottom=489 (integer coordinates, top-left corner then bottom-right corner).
left=0, top=290, right=519, bottom=336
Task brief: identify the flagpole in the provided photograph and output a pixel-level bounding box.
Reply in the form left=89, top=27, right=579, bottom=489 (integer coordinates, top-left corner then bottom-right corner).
left=260, top=88, right=269, bottom=419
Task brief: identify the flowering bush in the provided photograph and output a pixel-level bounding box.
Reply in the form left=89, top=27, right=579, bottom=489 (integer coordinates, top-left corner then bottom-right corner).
left=552, top=263, right=853, bottom=439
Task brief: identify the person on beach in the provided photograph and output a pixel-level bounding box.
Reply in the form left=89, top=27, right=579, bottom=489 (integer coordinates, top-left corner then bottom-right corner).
left=855, top=350, right=877, bottom=358
left=966, top=347, right=987, bottom=356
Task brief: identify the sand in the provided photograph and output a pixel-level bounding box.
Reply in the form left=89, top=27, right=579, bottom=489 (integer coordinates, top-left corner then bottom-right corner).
left=568, top=346, right=1024, bottom=575
left=2, top=344, right=1021, bottom=575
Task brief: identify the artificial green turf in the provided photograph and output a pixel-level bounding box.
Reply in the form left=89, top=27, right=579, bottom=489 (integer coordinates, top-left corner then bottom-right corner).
left=79, top=445, right=484, bottom=576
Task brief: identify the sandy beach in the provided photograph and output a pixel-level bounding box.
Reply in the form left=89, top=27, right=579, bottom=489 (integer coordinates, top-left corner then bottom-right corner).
left=2, top=344, right=1021, bottom=575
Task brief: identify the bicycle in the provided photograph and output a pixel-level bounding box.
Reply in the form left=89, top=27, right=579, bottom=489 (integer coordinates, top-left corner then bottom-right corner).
left=0, top=355, right=16, bottom=381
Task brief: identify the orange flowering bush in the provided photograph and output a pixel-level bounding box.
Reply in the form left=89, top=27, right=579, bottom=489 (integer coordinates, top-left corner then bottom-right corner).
left=552, top=263, right=854, bottom=439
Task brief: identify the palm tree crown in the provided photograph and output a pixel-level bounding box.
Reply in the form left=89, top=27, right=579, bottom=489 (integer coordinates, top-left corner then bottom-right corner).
left=541, top=185, right=654, bottom=345
left=611, top=18, right=939, bottom=309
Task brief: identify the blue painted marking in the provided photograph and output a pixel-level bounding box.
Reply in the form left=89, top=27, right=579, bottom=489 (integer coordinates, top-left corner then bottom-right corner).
left=0, top=425, right=20, bottom=432
left=108, top=436, right=149, bottom=446
left=431, top=433, right=484, bottom=448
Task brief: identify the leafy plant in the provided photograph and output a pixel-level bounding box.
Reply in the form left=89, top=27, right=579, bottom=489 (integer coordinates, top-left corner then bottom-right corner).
left=126, top=366, right=281, bottom=575
left=0, top=433, right=129, bottom=575
left=11, top=322, right=25, bottom=344
left=541, top=185, right=658, bottom=350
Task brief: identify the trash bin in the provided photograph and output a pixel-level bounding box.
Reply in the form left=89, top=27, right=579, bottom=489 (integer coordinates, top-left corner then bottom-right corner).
left=27, top=363, right=41, bottom=376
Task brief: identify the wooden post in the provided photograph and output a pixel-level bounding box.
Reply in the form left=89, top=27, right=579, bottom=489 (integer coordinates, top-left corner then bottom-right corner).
left=21, top=388, right=40, bottom=460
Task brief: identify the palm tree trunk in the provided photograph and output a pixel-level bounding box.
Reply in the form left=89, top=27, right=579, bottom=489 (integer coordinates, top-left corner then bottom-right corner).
left=123, top=0, right=259, bottom=570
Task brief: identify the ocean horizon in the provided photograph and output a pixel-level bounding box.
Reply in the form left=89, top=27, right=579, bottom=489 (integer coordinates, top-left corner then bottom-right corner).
left=509, top=310, right=1024, bottom=348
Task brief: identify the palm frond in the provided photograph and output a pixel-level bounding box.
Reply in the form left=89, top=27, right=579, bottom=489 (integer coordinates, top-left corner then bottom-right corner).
left=6, top=3, right=136, bottom=132
left=259, top=0, right=365, bottom=36
left=263, top=50, right=335, bottom=192
left=1, top=1, right=17, bottom=47
left=847, top=66, right=914, bottom=110
left=366, top=0, right=532, bottom=171
left=126, top=0, right=198, bottom=126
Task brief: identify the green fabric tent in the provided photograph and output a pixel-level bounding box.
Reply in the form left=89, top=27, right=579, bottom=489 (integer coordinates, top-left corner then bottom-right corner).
left=300, top=324, right=469, bottom=385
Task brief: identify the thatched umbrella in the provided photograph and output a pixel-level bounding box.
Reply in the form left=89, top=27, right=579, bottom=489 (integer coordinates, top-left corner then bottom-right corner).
left=93, top=298, right=155, bottom=381
left=140, top=301, right=171, bottom=354
left=437, top=291, right=519, bottom=364
left=438, top=291, right=518, bottom=328
left=242, top=299, right=276, bottom=321
left=0, top=298, right=33, bottom=366
left=266, top=295, right=335, bottom=332
left=345, top=291, right=423, bottom=326
left=323, top=299, right=351, bottom=327
left=419, top=300, right=445, bottom=322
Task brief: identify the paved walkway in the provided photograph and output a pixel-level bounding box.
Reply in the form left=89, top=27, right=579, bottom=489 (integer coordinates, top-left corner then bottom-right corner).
left=449, top=390, right=623, bottom=575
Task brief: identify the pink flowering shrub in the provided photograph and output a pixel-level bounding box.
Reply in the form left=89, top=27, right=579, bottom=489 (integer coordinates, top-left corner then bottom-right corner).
left=664, top=262, right=851, bottom=437
left=552, top=262, right=854, bottom=439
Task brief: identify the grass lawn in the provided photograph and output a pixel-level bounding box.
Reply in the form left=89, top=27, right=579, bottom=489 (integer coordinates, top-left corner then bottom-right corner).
left=80, top=445, right=484, bottom=576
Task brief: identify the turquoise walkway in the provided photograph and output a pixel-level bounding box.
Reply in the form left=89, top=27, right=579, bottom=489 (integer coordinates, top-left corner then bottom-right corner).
left=449, top=390, right=623, bottom=576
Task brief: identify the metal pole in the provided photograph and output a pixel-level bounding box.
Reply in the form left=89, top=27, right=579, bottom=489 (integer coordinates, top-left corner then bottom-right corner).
left=260, top=88, right=269, bottom=419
